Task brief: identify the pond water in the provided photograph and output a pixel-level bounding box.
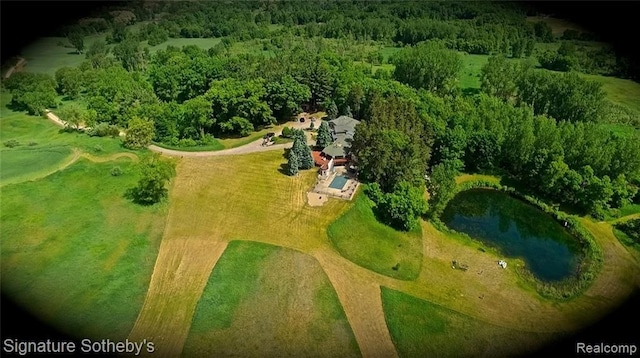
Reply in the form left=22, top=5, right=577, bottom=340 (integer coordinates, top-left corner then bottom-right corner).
left=441, top=189, right=581, bottom=282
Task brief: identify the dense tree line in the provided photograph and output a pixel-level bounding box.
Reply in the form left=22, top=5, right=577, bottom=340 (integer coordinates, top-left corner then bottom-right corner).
left=429, top=92, right=640, bottom=218
left=480, top=56, right=608, bottom=123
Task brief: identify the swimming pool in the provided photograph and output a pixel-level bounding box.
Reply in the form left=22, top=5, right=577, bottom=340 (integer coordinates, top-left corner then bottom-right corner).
left=329, top=175, right=349, bottom=190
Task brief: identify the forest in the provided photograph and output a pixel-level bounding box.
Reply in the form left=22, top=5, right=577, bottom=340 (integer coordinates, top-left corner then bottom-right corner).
left=3, top=0, right=639, bottom=226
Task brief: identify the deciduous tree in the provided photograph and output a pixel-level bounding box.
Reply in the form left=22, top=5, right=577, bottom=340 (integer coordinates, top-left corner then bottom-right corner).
left=124, top=116, right=155, bottom=149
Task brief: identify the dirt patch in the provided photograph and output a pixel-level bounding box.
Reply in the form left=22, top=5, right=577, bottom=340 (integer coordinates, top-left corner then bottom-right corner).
left=307, top=192, right=328, bottom=206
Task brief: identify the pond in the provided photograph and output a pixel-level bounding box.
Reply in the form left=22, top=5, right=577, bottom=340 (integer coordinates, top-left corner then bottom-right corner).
left=440, top=188, right=581, bottom=282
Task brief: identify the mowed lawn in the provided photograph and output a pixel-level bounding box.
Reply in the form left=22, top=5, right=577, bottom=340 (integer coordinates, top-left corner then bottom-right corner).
left=381, top=287, right=557, bottom=358
left=0, top=158, right=167, bottom=340
left=162, top=152, right=353, bottom=256
left=183, top=240, right=360, bottom=358
left=127, top=151, right=354, bottom=354
left=327, top=192, right=423, bottom=280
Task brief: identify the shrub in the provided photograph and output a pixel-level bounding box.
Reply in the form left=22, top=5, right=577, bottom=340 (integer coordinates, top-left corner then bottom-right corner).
left=3, top=140, right=20, bottom=148
left=87, top=122, right=120, bottom=137
left=28, top=141, right=38, bottom=146
left=110, top=166, right=123, bottom=176
left=93, top=144, right=103, bottom=153
left=178, top=138, right=197, bottom=147
left=281, top=126, right=292, bottom=138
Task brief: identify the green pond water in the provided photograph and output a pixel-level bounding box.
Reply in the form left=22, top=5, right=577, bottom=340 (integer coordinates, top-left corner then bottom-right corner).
left=441, top=189, right=581, bottom=282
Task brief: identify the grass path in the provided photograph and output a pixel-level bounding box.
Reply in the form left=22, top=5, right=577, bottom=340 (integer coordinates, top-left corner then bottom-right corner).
left=0, top=149, right=139, bottom=187
left=314, top=250, right=398, bottom=358
left=608, top=213, right=640, bottom=225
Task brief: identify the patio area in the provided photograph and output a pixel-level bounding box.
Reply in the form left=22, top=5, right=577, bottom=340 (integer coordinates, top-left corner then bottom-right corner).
left=309, top=167, right=359, bottom=203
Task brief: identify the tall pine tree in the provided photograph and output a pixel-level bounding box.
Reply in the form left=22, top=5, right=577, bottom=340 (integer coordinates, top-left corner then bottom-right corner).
left=286, top=149, right=299, bottom=176
left=316, top=121, right=333, bottom=148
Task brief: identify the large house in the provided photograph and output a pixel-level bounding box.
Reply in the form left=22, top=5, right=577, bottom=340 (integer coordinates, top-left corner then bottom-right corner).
left=313, top=115, right=361, bottom=177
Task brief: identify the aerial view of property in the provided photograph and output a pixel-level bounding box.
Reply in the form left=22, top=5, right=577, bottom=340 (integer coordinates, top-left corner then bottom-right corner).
left=1, top=1, right=639, bottom=357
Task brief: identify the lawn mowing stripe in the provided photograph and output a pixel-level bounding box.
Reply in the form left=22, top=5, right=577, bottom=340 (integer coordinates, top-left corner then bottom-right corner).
left=314, top=250, right=398, bottom=358
left=127, top=239, right=229, bottom=357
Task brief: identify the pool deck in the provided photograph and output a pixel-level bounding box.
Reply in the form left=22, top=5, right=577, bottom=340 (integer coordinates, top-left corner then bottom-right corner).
left=309, top=167, right=359, bottom=202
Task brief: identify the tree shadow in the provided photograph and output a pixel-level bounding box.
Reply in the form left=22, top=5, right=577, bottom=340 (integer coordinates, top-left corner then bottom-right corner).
left=277, top=163, right=290, bottom=176
left=5, top=101, right=24, bottom=112
left=282, top=147, right=291, bottom=159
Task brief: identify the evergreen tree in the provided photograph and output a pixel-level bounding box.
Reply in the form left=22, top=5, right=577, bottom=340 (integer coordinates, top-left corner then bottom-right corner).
left=326, top=100, right=339, bottom=120
left=316, top=121, right=333, bottom=148
left=286, top=149, right=299, bottom=176
left=293, top=137, right=314, bottom=169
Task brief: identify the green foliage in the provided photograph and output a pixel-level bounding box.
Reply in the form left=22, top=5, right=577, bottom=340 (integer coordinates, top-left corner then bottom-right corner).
left=533, top=21, right=553, bottom=42
left=4, top=72, right=58, bottom=115
left=85, top=39, right=115, bottom=69
left=614, top=219, right=640, bottom=246
left=67, top=27, right=85, bottom=54
left=205, top=78, right=275, bottom=135
left=110, top=166, right=123, bottom=176
left=292, top=137, right=314, bottom=170
left=85, top=66, right=158, bottom=126
left=182, top=95, right=215, bottom=139
left=367, top=182, right=428, bottom=231
left=4, top=139, right=21, bottom=148
left=315, top=121, right=333, bottom=149
left=326, top=100, right=339, bottom=120
left=124, top=117, right=155, bottom=150
left=54, top=67, right=82, bottom=99
left=113, top=36, right=149, bottom=71
left=219, top=116, right=254, bottom=137
left=57, top=104, right=92, bottom=130
left=281, top=126, right=293, bottom=139
left=286, top=149, right=299, bottom=176
left=264, top=75, right=311, bottom=121
left=125, top=154, right=176, bottom=205
left=480, top=55, right=517, bottom=101
left=351, top=96, right=432, bottom=192
left=392, top=41, right=462, bottom=95
left=87, top=122, right=121, bottom=137
left=427, top=162, right=458, bottom=217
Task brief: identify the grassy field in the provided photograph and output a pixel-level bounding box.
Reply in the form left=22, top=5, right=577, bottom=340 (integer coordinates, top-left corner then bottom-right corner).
left=0, top=158, right=167, bottom=340
left=0, top=146, right=72, bottom=182
left=183, top=240, right=360, bottom=357
left=459, top=53, right=489, bottom=90
left=18, top=33, right=107, bottom=75
left=327, top=192, right=423, bottom=280
left=1, top=92, right=133, bottom=185
left=381, top=287, right=558, bottom=357
left=582, top=73, right=640, bottom=118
